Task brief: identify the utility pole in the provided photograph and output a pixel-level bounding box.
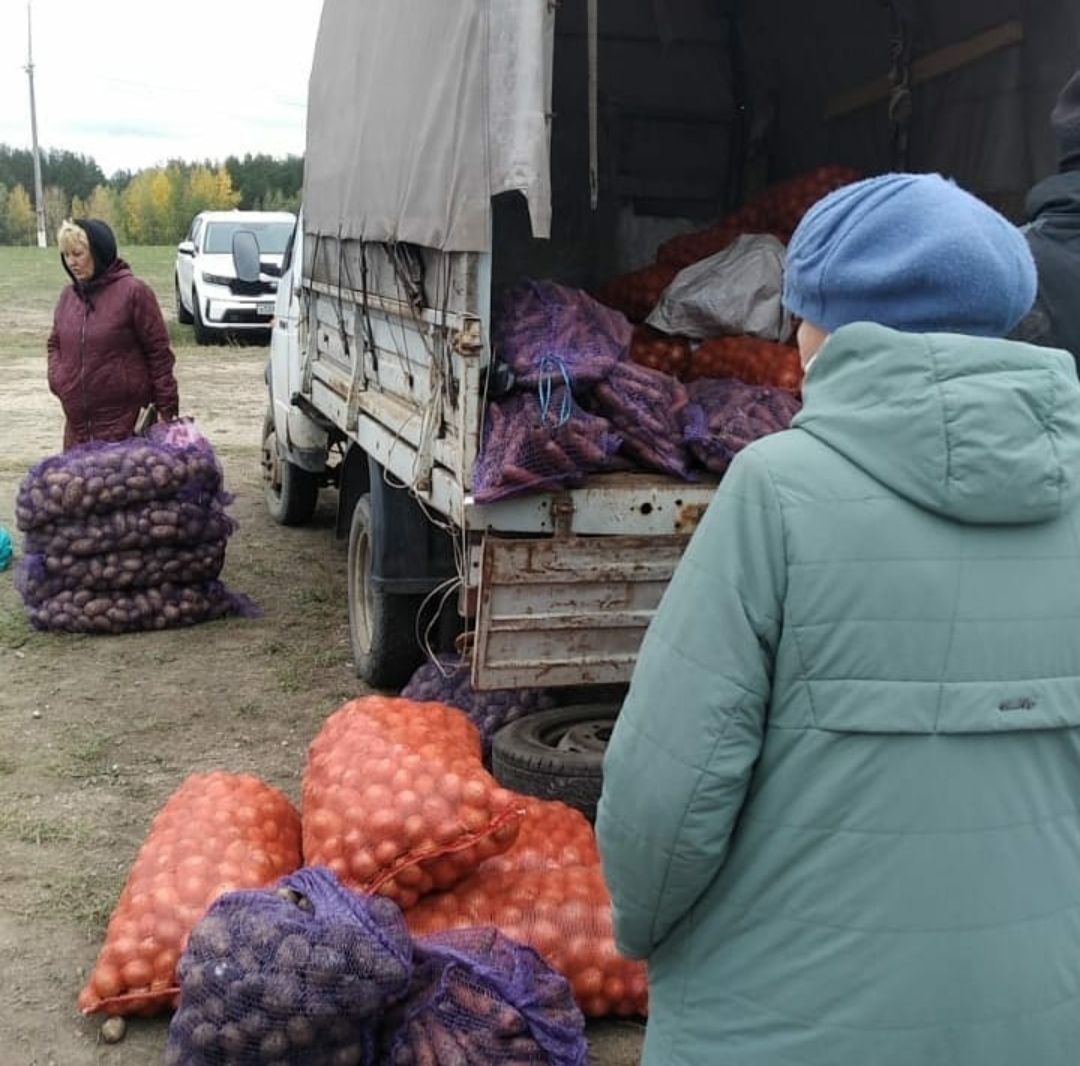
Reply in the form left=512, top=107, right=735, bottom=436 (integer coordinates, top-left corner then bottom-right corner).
left=25, top=0, right=47, bottom=248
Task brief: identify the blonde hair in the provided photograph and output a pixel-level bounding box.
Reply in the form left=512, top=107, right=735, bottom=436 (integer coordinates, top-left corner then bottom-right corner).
left=57, top=220, right=89, bottom=255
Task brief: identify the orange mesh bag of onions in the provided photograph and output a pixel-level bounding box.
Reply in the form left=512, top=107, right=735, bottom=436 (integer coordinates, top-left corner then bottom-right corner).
left=407, top=797, right=647, bottom=1018
left=77, top=771, right=302, bottom=1016
left=301, top=696, right=525, bottom=910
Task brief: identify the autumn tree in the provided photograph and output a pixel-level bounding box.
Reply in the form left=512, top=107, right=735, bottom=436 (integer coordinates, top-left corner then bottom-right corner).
left=121, top=168, right=176, bottom=244
left=0, top=145, right=299, bottom=243
left=6, top=183, right=35, bottom=244
left=87, top=184, right=124, bottom=239
left=43, top=185, right=69, bottom=243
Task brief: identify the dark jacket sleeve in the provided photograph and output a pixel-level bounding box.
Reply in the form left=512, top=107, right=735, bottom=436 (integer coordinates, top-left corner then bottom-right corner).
left=130, top=279, right=180, bottom=417
left=46, top=317, right=59, bottom=393
left=1008, top=295, right=1058, bottom=349
left=46, top=299, right=66, bottom=399
left=595, top=447, right=786, bottom=960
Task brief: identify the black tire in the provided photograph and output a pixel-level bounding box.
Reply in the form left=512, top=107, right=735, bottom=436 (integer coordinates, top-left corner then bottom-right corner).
left=191, top=288, right=213, bottom=345
left=261, top=410, right=319, bottom=526
left=491, top=704, right=620, bottom=822
left=175, top=275, right=193, bottom=324
left=347, top=494, right=426, bottom=689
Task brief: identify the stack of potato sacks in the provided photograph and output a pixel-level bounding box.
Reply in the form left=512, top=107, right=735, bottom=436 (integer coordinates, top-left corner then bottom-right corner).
left=13, top=421, right=250, bottom=634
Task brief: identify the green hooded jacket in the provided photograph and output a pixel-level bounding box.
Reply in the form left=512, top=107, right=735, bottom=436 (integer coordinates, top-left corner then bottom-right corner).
left=597, top=322, right=1080, bottom=1065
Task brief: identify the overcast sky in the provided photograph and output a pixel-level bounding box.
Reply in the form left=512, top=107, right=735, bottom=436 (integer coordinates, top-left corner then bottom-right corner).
left=0, top=0, right=324, bottom=177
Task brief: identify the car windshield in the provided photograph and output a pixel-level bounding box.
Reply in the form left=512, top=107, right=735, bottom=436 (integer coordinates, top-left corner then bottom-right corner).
left=203, top=221, right=293, bottom=255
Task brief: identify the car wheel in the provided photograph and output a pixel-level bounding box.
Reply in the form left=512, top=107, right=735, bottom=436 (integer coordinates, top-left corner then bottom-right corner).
left=261, top=409, right=318, bottom=526
left=175, top=275, right=193, bottom=324
left=347, top=493, right=425, bottom=690
left=491, top=704, right=620, bottom=822
left=191, top=288, right=213, bottom=345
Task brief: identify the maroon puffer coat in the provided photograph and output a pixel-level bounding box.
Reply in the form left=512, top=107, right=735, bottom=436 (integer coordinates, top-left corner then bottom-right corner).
left=47, top=259, right=180, bottom=449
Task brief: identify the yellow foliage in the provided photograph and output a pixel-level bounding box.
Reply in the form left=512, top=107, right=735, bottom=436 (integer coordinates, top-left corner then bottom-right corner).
left=213, top=167, right=242, bottom=210
left=6, top=184, right=35, bottom=244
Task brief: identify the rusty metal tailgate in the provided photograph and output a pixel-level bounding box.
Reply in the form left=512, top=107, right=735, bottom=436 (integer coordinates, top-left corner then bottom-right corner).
left=471, top=534, right=690, bottom=690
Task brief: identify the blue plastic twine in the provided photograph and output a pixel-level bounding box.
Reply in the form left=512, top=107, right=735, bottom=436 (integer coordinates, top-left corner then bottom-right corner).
left=536, top=355, right=573, bottom=428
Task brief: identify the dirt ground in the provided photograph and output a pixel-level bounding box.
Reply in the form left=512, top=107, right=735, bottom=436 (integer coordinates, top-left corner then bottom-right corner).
left=0, top=283, right=644, bottom=1064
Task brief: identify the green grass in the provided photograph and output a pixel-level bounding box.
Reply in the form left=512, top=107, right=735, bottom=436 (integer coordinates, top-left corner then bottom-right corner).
left=42, top=869, right=122, bottom=931
left=0, top=245, right=184, bottom=357
left=0, top=245, right=69, bottom=319
left=47, top=729, right=120, bottom=783
left=0, top=605, right=32, bottom=649
left=0, top=809, right=90, bottom=847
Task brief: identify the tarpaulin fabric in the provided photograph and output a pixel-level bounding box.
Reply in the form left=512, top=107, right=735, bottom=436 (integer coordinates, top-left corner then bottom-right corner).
left=303, top=0, right=553, bottom=252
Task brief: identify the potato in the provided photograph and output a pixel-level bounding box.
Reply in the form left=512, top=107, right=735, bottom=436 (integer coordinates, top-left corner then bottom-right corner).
left=99, top=1016, right=126, bottom=1044
left=190, top=915, right=232, bottom=956
left=260, top=1029, right=289, bottom=1059
left=332, top=1044, right=365, bottom=1066
left=286, top=1015, right=316, bottom=1048
left=240, top=1008, right=270, bottom=1038
left=189, top=1021, right=218, bottom=1052
left=201, top=995, right=228, bottom=1025
left=262, top=973, right=302, bottom=1015
left=218, top=1021, right=247, bottom=1056
left=16, top=430, right=224, bottom=531
left=273, top=934, right=311, bottom=968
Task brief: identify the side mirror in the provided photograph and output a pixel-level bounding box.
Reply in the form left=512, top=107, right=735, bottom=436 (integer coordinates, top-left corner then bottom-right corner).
left=177, top=240, right=195, bottom=257
left=231, top=230, right=261, bottom=284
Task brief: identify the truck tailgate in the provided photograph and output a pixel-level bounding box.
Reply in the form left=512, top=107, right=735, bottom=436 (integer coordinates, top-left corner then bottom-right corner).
left=472, top=533, right=689, bottom=689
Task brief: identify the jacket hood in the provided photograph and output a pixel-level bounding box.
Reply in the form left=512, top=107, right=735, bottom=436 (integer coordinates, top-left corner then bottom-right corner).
left=1026, top=170, right=1080, bottom=227
left=61, top=218, right=119, bottom=287
left=793, top=322, right=1080, bottom=525
left=65, top=258, right=132, bottom=303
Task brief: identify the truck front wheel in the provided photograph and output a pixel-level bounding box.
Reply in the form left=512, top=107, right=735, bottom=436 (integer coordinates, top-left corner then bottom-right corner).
left=347, top=494, right=425, bottom=689
left=262, top=410, right=319, bottom=526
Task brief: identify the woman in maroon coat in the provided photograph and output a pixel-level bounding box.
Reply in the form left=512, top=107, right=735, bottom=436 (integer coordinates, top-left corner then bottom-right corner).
left=48, top=218, right=180, bottom=449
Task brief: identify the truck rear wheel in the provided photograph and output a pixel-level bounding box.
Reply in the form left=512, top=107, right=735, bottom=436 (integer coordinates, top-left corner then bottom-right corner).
left=262, top=411, right=319, bottom=526
left=348, top=494, right=425, bottom=689
left=491, top=704, right=620, bottom=822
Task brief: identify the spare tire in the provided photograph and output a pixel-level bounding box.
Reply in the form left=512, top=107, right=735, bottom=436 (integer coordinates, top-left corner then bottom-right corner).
left=491, top=704, right=620, bottom=822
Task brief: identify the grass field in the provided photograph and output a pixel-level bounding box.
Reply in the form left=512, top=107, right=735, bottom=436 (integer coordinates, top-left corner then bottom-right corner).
left=0, top=245, right=192, bottom=357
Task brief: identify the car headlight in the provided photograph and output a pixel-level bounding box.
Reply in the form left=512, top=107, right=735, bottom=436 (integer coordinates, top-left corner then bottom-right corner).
left=201, top=272, right=233, bottom=287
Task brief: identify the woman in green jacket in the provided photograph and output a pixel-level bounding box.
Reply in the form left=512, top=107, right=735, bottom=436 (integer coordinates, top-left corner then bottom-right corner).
left=596, top=172, right=1080, bottom=1065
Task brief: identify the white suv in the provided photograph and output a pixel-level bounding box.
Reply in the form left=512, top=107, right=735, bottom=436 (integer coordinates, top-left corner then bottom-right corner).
left=175, top=210, right=296, bottom=344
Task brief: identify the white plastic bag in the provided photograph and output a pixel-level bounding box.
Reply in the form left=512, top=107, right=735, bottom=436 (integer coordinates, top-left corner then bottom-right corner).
left=646, top=233, right=792, bottom=342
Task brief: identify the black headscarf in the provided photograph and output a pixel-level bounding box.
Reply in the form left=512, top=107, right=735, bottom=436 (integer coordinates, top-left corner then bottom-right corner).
left=62, top=218, right=118, bottom=285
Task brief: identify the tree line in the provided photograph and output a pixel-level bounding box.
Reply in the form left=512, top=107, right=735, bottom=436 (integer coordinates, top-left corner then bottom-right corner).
left=0, top=146, right=302, bottom=246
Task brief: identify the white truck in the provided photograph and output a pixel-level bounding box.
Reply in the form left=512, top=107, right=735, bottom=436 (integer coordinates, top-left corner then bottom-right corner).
left=264, top=0, right=1076, bottom=696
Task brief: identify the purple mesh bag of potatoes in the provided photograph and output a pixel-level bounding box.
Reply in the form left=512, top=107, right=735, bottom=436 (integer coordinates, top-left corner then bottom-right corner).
left=165, top=867, right=413, bottom=1066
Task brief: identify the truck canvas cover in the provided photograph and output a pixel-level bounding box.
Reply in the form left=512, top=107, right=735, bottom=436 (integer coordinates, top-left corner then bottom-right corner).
left=305, top=0, right=1080, bottom=257
left=304, top=0, right=554, bottom=251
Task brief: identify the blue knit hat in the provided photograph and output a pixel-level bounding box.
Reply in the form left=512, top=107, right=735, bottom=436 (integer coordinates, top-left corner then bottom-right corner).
left=782, top=173, right=1037, bottom=338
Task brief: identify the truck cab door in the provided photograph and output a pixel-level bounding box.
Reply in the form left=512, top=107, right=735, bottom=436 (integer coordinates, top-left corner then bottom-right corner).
left=268, top=213, right=326, bottom=466
left=270, top=215, right=302, bottom=420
